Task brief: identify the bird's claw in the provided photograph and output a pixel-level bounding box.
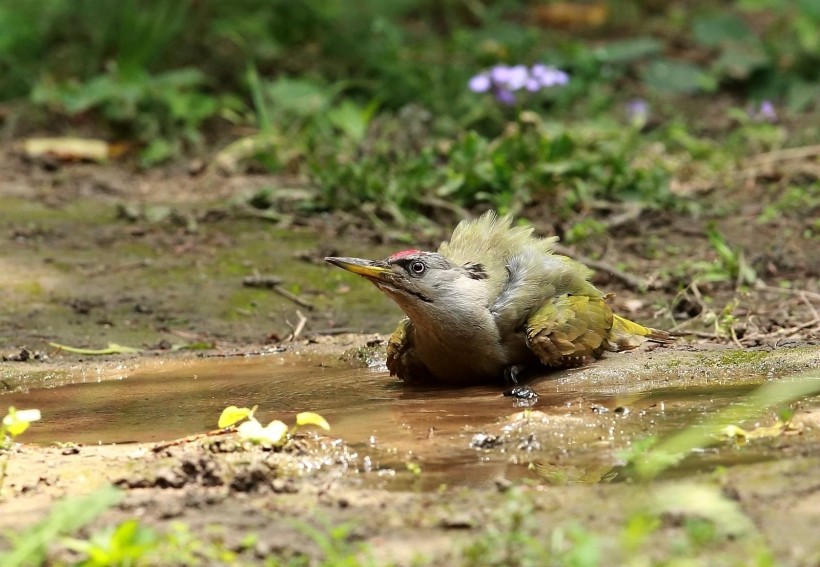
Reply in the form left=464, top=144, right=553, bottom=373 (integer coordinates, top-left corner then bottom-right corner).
left=502, top=365, right=537, bottom=403
left=503, top=365, right=525, bottom=386
left=503, top=385, right=538, bottom=404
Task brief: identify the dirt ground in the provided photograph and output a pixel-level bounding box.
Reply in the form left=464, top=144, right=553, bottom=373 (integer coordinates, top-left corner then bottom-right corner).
left=1, top=142, right=820, bottom=565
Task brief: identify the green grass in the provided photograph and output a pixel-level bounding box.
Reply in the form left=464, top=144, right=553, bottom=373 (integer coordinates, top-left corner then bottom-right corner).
left=0, top=487, right=123, bottom=567
left=1, top=0, right=817, bottom=194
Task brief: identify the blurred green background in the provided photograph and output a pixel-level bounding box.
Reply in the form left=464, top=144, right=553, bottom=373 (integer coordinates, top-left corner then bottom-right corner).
left=0, top=0, right=817, bottom=224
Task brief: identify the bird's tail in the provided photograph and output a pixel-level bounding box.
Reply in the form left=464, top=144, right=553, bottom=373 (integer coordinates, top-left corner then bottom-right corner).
left=610, top=314, right=674, bottom=351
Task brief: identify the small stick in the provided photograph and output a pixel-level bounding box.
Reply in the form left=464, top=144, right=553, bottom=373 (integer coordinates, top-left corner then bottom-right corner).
left=271, top=285, right=315, bottom=310
left=243, top=274, right=283, bottom=289
left=685, top=330, right=723, bottom=339
left=800, top=292, right=820, bottom=321
left=552, top=244, right=656, bottom=291
left=286, top=310, right=308, bottom=342
left=601, top=204, right=644, bottom=231
left=200, top=348, right=285, bottom=358
left=419, top=196, right=472, bottom=221
left=754, top=283, right=820, bottom=303
left=740, top=318, right=820, bottom=345
left=744, top=144, right=820, bottom=167
left=243, top=272, right=315, bottom=310
left=152, top=427, right=237, bottom=453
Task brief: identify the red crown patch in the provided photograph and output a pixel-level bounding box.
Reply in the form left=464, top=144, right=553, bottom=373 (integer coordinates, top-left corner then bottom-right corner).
left=388, top=249, right=421, bottom=261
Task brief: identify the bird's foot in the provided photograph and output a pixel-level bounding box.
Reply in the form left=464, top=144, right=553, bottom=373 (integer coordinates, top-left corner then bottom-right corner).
left=504, top=385, right=538, bottom=401
left=503, top=364, right=525, bottom=387
left=502, top=365, right=537, bottom=404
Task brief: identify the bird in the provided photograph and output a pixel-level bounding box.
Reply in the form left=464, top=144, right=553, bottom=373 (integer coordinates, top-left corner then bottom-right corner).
left=326, top=212, right=671, bottom=390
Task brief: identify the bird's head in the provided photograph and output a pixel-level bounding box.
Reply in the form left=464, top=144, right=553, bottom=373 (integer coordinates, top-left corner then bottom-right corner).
left=326, top=249, right=490, bottom=322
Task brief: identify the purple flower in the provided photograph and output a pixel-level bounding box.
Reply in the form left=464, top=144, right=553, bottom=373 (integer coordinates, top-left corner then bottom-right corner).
left=468, top=73, right=491, bottom=93
left=495, top=88, right=516, bottom=105
left=506, top=65, right=530, bottom=91
left=531, top=64, right=569, bottom=87
left=525, top=77, right=541, bottom=92
left=758, top=100, right=777, bottom=122
left=490, top=65, right=512, bottom=84
left=530, top=63, right=549, bottom=78
left=468, top=62, right=569, bottom=104
left=626, top=98, right=649, bottom=127
left=747, top=100, right=777, bottom=123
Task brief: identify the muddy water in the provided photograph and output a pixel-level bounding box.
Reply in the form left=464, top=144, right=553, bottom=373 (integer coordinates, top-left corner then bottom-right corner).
left=5, top=348, right=818, bottom=489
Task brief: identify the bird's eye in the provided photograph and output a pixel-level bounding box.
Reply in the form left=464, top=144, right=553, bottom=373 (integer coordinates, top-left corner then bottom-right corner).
left=409, top=261, right=426, bottom=276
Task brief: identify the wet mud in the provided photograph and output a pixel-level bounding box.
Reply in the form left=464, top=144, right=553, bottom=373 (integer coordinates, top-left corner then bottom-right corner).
left=2, top=338, right=820, bottom=564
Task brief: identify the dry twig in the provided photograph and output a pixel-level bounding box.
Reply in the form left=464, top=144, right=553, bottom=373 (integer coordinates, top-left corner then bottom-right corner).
left=243, top=272, right=315, bottom=310
left=242, top=274, right=283, bottom=288
left=152, top=426, right=237, bottom=453
left=753, top=282, right=820, bottom=303
left=800, top=292, right=820, bottom=321
left=744, top=144, right=820, bottom=167
left=740, top=317, right=820, bottom=346
left=553, top=243, right=658, bottom=291
left=271, top=286, right=315, bottom=310
left=286, top=310, right=308, bottom=341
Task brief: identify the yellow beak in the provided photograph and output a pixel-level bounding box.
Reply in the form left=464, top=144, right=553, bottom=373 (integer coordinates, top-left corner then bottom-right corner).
left=325, top=257, right=390, bottom=280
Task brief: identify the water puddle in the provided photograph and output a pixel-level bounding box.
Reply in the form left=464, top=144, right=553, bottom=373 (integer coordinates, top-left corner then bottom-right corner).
left=4, top=348, right=818, bottom=489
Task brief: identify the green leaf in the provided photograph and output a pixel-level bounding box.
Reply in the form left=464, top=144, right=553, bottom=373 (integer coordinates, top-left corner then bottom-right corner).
left=140, top=138, right=176, bottom=167
left=653, top=484, right=755, bottom=538
left=265, top=77, right=330, bottom=117
left=693, top=14, right=754, bottom=47
left=326, top=100, right=374, bottom=143
left=547, top=132, right=575, bottom=160
left=217, top=405, right=255, bottom=428
left=794, top=12, right=820, bottom=53
left=630, top=373, right=820, bottom=480
left=295, top=411, right=330, bottom=431
left=787, top=79, right=820, bottom=113
left=720, top=420, right=787, bottom=441
left=48, top=342, right=142, bottom=355
left=61, top=75, right=125, bottom=115
left=593, top=38, right=663, bottom=64
left=642, top=60, right=714, bottom=94
left=147, top=68, right=205, bottom=90
left=64, top=518, right=157, bottom=565
left=1, top=487, right=122, bottom=567
left=720, top=424, right=749, bottom=439
left=713, top=42, right=768, bottom=80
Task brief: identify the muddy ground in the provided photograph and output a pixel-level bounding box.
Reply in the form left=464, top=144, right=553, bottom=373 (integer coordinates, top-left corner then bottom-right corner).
left=1, top=143, right=820, bottom=565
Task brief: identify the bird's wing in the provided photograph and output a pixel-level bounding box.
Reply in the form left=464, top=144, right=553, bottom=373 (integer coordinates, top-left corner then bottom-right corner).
left=491, top=253, right=600, bottom=336
left=524, top=294, right=615, bottom=364
left=386, top=318, right=436, bottom=383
